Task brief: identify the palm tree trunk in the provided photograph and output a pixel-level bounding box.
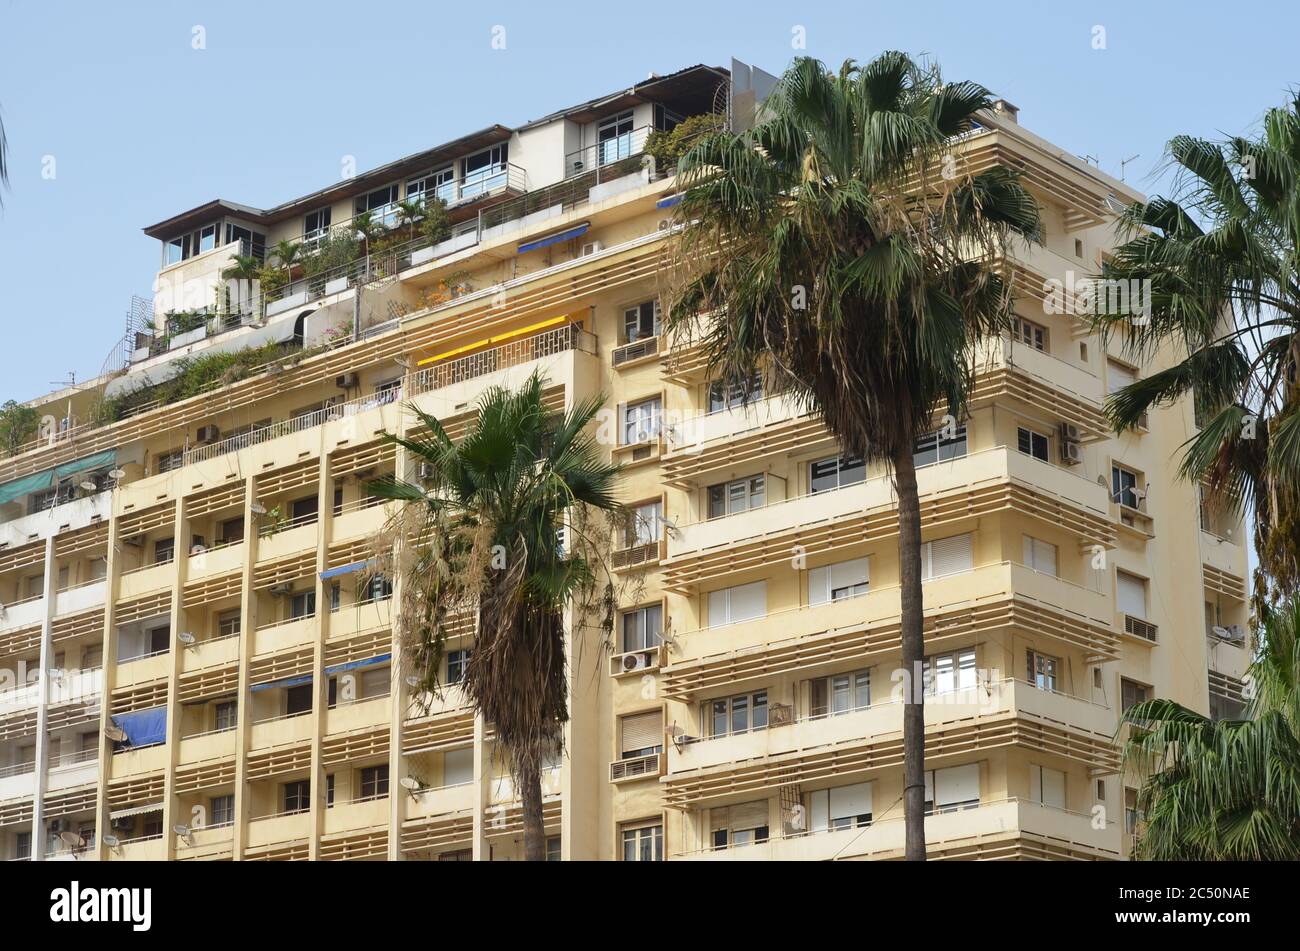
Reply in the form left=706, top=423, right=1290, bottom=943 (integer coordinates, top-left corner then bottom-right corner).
left=518, top=758, right=546, bottom=861
left=894, top=444, right=927, bottom=861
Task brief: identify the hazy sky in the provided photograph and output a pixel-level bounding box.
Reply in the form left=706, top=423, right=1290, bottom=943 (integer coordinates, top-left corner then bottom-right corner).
left=0, top=0, right=1295, bottom=401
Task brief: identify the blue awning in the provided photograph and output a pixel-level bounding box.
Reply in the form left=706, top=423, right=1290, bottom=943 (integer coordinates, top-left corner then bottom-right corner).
left=656, top=193, right=683, bottom=209
left=324, top=653, right=392, bottom=676
left=111, top=708, right=167, bottom=747
left=320, top=559, right=375, bottom=581
left=250, top=674, right=313, bottom=693
left=517, top=223, right=589, bottom=254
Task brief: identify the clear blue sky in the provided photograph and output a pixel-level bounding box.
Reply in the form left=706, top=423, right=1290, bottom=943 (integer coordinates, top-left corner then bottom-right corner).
left=0, top=0, right=1294, bottom=401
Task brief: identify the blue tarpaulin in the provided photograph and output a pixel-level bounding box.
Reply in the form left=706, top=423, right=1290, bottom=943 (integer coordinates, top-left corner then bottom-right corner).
left=517, top=223, right=589, bottom=254
left=320, top=559, right=375, bottom=581
left=324, top=653, right=391, bottom=677
left=250, top=674, right=313, bottom=693
left=656, top=193, right=683, bottom=209
left=111, top=707, right=166, bottom=747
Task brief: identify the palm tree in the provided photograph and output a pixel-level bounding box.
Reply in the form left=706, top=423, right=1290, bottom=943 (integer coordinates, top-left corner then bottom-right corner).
left=664, top=54, right=1040, bottom=859
left=221, top=254, right=263, bottom=318
left=368, top=371, right=622, bottom=860
left=271, top=238, right=302, bottom=280
left=1095, top=94, right=1300, bottom=608
left=396, top=198, right=425, bottom=241
left=0, top=106, right=9, bottom=207
left=1120, top=597, right=1300, bottom=859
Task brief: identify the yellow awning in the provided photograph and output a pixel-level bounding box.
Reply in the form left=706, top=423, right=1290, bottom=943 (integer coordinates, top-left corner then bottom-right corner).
left=416, top=315, right=573, bottom=367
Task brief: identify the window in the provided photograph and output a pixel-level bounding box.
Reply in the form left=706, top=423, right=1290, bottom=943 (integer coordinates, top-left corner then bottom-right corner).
left=1017, top=426, right=1050, bottom=462
left=920, top=533, right=973, bottom=580
left=446, top=649, right=470, bottom=684
left=1107, top=358, right=1137, bottom=396
left=707, top=475, right=765, bottom=518
left=157, top=450, right=183, bottom=473
left=407, top=165, right=453, bottom=203
left=620, top=604, right=662, bottom=653
left=622, top=397, right=662, bottom=444
left=924, top=763, right=980, bottom=813
left=809, top=557, right=869, bottom=605
left=142, top=815, right=163, bottom=839
left=1026, top=650, right=1060, bottom=692
left=710, top=801, right=769, bottom=849
left=362, top=574, right=393, bottom=603
left=438, top=848, right=473, bottom=862
left=461, top=143, right=509, bottom=197
left=1121, top=678, right=1150, bottom=713
left=707, top=581, right=766, bottom=627
left=1011, top=316, right=1048, bottom=351
left=360, top=765, right=389, bottom=800
left=1030, top=764, right=1066, bottom=809
left=809, top=455, right=865, bottom=494
left=220, top=516, right=245, bottom=544
left=303, top=207, right=332, bottom=243
left=1124, top=787, right=1142, bottom=836
left=15, top=831, right=31, bottom=860
left=809, top=670, right=870, bottom=718
left=912, top=425, right=967, bottom=467
left=1074, top=238, right=1084, bottom=259
left=546, top=836, right=561, bottom=862
left=154, top=537, right=175, bottom=565
left=290, top=590, right=316, bottom=620
left=924, top=647, right=977, bottom=696
left=619, top=710, right=663, bottom=759
left=621, top=822, right=663, bottom=861
left=291, top=495, right=319, bottom=523
left=708, top=690, right=768, bottom=737
left=214, top=700, right=237, bottom=732
left=627, top=500, right=662, bottom=547
left=1111, top=464, right=1142, bottom=509
left=707, top=374, right=764, bottom=413
left=623, top=301, right=660, bottom=342
left=1023, top=536, right=1057, bottom=575
left=807, top=781, right=873, bottom=832
left=282, top=780, right=311, bottom=815
left=148, top=625, right=171, bottom=655
left=598, top=110, right=636, bottom=164
left=355, top=184, right=399, bottom=224
left=82, top=644, right=103, bottom=669
left=217, top=609, right=241, bottom=637
left=210, top=794, right=235, bottom=827
left=1116, top=570, right=1147, bottom=619
left=285, top=683, right=313, bottom=716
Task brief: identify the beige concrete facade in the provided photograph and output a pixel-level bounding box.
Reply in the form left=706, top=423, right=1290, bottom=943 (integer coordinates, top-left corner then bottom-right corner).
left=0, top=67, right=1250, bottom=861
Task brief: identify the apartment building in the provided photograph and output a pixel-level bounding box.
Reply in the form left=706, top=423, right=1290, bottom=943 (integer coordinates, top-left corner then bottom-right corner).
left=0, top=62, right=1250, bottom=862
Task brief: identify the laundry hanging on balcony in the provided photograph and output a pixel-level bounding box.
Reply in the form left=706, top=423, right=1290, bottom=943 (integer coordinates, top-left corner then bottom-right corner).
left=516, top=222, right=589, bottom=254
left=323, top=653, right=391, bottom=677
left=110, top=707, right=167, bottom=748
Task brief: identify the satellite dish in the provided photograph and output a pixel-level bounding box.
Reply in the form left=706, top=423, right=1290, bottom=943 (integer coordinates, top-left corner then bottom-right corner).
left=108, top=468, right=126, bottom=480
left=102, top=834, right=121, bottom=848
left=79, top=480, right=98, bottom=492
left=178, top=631, right=196, bottom=645
left=173, top=824, right=192, bottom=838
left=104, top=725, right=127, bottom=742
left=404, top=674, right=421, bottom=687
left=59, top=831, right=86, bottom=849
left=250, top=502, right=267, bottom=515
left=399, top=777, right=420, bottom=791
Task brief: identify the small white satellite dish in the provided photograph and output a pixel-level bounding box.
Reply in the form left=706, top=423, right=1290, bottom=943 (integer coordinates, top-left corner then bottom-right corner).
left=59, top=831, right=86, bottom=849
left=104, top=725, right=127, bottom=742
left=173, top=824, right=192, bottom=838
left=178, top=631, right=196, bottom=645
left=250, top=501, right=267, bottom=515
left=102, top=834, right=121, bottom=848
left=79, top=480, right=98, bottom=492
left=404, top=674, right=421, bottom=687
left=108, top=468, right=126, bottom=480
left=399, top=777, right=420, bottom=791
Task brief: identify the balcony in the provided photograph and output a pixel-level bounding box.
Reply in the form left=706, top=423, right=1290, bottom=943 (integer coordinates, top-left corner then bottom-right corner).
left=663, top=679, right=1116, bottom=808
left=249, top=711, right=314, bottom=750
left=247, top=810, right=312, bottom=850
left=118, top=560, right=174, bottom=601
left=325, top=694, right=391, bottom=735
left=674, top=798, right=1118, bottom=861
left=113, top=650, right=171, bottom=689
left=406, top=781, right=476, bottom=821
left=177, top=726, right=238, bottom=764
left=661, top=394, right=825, bottom=487
left=970, top=335, right=1107, bottom=440
left=663, top=447, right=1115, bottom=591
left=180, top=632, right=240, bottom=674
left=46, top=749, right=99, bottom=792
left=565, top=126, right=653, bottom=182
left=52, top=579, right=107, bottom=619
left=662, top=562, right=1119, bottom=702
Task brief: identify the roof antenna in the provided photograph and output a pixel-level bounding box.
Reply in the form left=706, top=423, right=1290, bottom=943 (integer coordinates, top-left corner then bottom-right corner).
left=1120, top=154, right=1140, bottom=182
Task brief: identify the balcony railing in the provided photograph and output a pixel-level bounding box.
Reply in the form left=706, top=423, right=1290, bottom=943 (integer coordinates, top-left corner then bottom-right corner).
left=565, top=126, right=653, bottom=182
left=408, top=324, right=595, bottom=396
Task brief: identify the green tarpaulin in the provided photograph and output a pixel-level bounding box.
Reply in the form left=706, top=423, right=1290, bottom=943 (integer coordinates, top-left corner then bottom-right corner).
left=0, top=449, right=117, bottom=507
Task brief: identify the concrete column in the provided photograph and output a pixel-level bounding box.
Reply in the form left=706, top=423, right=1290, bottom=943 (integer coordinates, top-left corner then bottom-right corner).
left=307, top=443, right=330, bottom=859
left=229, top=474, right=257, bottom=859
left=30, top=536, right=56, bottom=860
left=160, top=497, right=186, bottom=859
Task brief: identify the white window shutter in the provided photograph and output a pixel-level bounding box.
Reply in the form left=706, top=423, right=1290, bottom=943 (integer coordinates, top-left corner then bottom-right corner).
left=1108, top=360, right=1137, bottom=395
left=444, top=746, right=473, bottom=786
left=707, top=589, right=728, bottom=628
left=1023, top=536, right=1057, bottom=575
left=808, top=789, right=829, bottom=832
left=830, top=558, right=869, bottom=595
left=620, top=711, right=662, bottom=754
left=729, top=800, right=769, bottom=830
left=1117, top=571, right=1146, bottom=618
left=728, top=581, right=766, bottom=623
left=809, top=565, right=830, bottom=606
left=928, top=534, right=972, bottom=579
left=935, top=763, right=980, bottom=807
left=828, top=781, right=872, bottom=821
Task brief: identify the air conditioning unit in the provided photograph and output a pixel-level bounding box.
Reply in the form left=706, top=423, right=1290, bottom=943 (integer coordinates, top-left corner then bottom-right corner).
left=122, top=535, right=145, bottom=548
left=1059, top=423, right=1082, bottom=443
left=48, top=820, right=65, bottom=834
left=268, top=582, right=294, bottom=597
left=579, top=240, right=604, bottom=258
left=621, top=652, right=649, bottom=673
left=1060, top=441, right=1084, bottom=465
left=1225, top=624, right=1247, bottom=643
left=196, top=424, right=221, bottom=445
left=657, top=219, right=671, bottom=231
left=336, top=372, right=359, bottom=389
left=111, top=817, right=134, bottom=832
